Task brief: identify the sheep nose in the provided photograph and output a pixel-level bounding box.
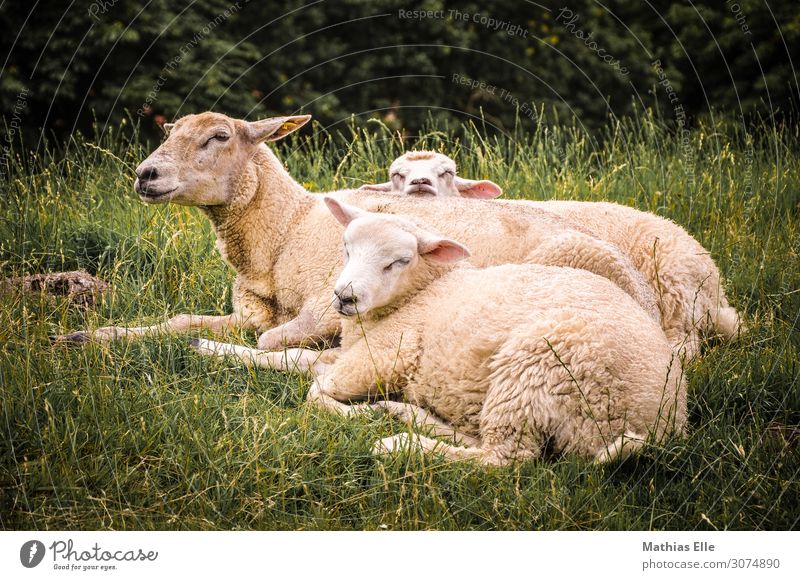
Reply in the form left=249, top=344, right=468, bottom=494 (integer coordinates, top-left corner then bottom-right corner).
left=409, top=177, right=432, bottom=186
left=334, top=287, right=357, bottom=307
left=137, top=165, right=159, bottom=183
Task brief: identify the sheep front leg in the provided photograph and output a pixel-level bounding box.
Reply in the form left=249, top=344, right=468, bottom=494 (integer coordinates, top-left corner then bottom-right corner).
left=373, top=433, right=499, bottom=464
left=305, top=373, right=373, bottom=416
left=257, top=306, right=341, bottom=350
left=52, top=313, right=251, bottom=345
left=372, top=401, right=479, bottom=446
left=191, top=338, right=338, bottom=375
left=305, top=336, right=411, bottom=415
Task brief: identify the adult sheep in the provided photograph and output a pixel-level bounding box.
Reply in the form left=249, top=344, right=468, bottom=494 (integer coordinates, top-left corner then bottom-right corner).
left=362, top=152, right=744, bottom=360
left=53, top=113, right=658, bottom=349
left=211, top=198, right=686, bottom=464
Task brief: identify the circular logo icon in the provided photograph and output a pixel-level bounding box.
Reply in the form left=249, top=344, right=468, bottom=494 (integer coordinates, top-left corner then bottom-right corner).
left=20, top=540, right=46, bottom=568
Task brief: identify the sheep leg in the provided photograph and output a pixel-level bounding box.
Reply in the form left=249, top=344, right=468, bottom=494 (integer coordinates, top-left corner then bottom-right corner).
left=257, top=307, right=341, bottom=350
left=373, top=433, right=507, bottom=465
left=371, top=401, right=479, bottom=446
left=594, top=431, right=645, bottom=463
left=190, top=338, right=337, bottom=375
left=376, top=429, right=641, bottom=466
left=303, top=330, right=416, bottom=417
left=51, top=313, right=251, bottom=345
left=305, top=373, right=373, bottom=416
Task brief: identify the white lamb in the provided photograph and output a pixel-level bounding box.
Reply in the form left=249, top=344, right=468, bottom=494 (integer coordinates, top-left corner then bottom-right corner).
left=364, top=152, right=743, bottom=360
left=301, top=198, right=687, bottom=464
left=194, top=198, right=687, bottom=463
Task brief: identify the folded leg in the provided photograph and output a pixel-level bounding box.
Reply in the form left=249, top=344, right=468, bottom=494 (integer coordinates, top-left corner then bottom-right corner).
left=190, top=338, right=338, bottom=375
left=371, top=401, right=479, bottom=446
left=373, top=433, right=505, bottom=465
left=52, top=313, right=249, bottom=345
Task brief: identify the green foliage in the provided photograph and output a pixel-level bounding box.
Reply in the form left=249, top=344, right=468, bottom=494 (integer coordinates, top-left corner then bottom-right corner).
left=0, top=1, right=797, bottom=142
left=0, top=112, right=798, bottom=530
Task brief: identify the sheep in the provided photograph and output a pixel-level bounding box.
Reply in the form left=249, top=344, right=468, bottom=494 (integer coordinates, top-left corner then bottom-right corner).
left=358, top=150, right=503, bottom=199
left=363, top=152, right=743, bottom=360
left=52, top=112, right=658, bottom=353
left=303, top=197, right=686, bottom=464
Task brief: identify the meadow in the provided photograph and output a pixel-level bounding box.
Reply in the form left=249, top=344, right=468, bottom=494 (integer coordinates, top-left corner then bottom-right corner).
left=1, top=112, right=798, bottom=530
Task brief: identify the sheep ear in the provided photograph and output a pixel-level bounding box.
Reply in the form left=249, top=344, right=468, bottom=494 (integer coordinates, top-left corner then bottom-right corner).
left=324, top=197, right=367, bottom=227
left=453, top=176, right=503, bottom=199
left=358, top=181, right=393, bottom=192
left=247, top=115, right=312, bottom=143
left=418, top=235, right=471, bottom=263
left=163, top=123, right=175, bottom=135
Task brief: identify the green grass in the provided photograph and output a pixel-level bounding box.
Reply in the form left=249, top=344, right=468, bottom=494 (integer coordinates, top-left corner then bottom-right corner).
left=1, top=112, right=798, bottom=530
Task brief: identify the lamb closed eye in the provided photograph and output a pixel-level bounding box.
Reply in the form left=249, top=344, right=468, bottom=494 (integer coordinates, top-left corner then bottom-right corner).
left=383, top=258, right=410, bottom=271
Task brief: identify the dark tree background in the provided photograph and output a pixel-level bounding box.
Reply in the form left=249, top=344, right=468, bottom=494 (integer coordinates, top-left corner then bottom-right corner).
left=1, top=0, right=798, bottom=141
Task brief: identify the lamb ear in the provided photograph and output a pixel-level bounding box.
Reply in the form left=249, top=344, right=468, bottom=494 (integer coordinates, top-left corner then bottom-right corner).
left=453, top=176, right=503, bottom=199
left=324, top=197, right=368, bottom=227
left=247, top=115, right=312, bottom=143
left=358, top=181, right=393, bottom=192
left=418, top=235, right=471, bottom=263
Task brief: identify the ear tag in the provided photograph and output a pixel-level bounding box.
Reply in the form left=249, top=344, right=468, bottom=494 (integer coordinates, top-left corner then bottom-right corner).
left=281, top=122, right=298, bottom=131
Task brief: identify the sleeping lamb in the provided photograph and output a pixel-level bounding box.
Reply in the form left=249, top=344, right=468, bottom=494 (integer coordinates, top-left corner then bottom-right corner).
left=309, top=198, right=687, bottom=464
left=194, top=198, right=687, bottom=463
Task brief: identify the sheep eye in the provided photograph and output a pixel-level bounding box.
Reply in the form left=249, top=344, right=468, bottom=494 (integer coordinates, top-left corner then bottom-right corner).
left=384, top=257, right=410, bottom=272
left=202, top=133, right=230, bottom=147
left=440, top=169, right=455, bottom=177
left=390, top=172, right=402, bottom=180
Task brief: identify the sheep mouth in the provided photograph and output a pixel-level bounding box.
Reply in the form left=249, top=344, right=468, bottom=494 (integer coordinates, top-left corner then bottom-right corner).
left=136, top=182, right=178, bottom=202
left=404, top=185, right=437, bottom=196
left=335, top=305, right=358, bottom=317
left=334, top=301, right=359, bottom=317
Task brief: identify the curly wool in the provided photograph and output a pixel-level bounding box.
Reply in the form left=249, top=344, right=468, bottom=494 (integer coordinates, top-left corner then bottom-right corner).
left=324, top=243, right=687, bottom=464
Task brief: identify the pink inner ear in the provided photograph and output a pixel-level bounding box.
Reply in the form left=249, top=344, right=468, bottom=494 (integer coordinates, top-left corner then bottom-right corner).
left=423, top=240, right=470, bottom=263
left=324, top=197, right=353, bottom=226
left=455, top=178, right=503, bottom=199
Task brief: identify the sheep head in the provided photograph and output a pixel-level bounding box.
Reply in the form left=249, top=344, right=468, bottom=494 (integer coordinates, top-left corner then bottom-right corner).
left=324, top=197, right=470, bottom=318
left=359, top=151, right=503, bottom=199
left=134, top=112, right=311, bottom=206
